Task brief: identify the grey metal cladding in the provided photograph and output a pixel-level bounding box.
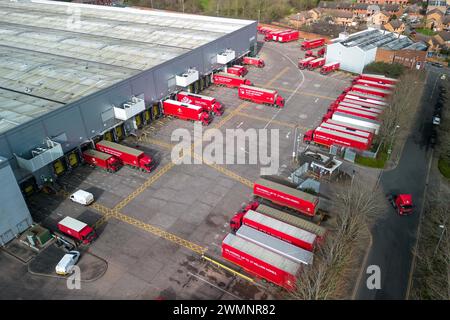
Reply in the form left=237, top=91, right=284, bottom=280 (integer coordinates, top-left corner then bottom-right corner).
left=7, top=121, right=47, bottom=156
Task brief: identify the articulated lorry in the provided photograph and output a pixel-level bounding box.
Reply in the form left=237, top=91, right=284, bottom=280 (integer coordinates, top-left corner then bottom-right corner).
left=253, top=177, right=319, bottom=217
left=176, top=91, right=223, bottom=116
left=226, top=65, right=248, bottom=77
left=354, top=73, right=398, bottom=85
left=162, top=99, right=211, bottom=126
left=242, top=56, right=265, bottom=68
left=298, top=57, right=316, bottom=69
left=320, top=62, right=339, bottom=75
left=330, top=111, right=381, bottom=134
left=82, top=149, right=122, bottom=173
left=222, top=233, right=301, bottom=291
left=303, top=126, right=372, bottom=150
left=212, top=72, right=252, bottom=88
left=96, top=140, right=154, bottom=172
left=238, top=85, right=285, bottom=108
left=301, top=38, right=325, bottom=50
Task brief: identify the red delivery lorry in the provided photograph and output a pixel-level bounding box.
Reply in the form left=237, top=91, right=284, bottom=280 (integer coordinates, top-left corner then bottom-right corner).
left=82, top=149, right=122, bottom=173
left=238, top=210, right=317, bottom=251
left=301, top=38, right=325, bottom=50
left=177, top=91, right=223, bottom=116
left=238, top=85, right=285, bottom=108
left=242, top=56, right=265, bottom=68
left=343, top=89, right=388, bottom=101
left=341, top=92, right=388, bottom=105
left=57, top=216, right=97, bottom=245
left=348, top=84, right=391, bottom=98
left=317, top=47, right=326, bottom=57
left=96, top=140, right=154, bottom=172
left=320, top=62, right=340, bottom=75
left=354, top=73, right=398, bottom=85
left=253, top=177, right=319, bottom=217
left=307, top=57, right=326, bottom=70
left=298, top=56, right=315, bottom=69
left=276, top=30, right=299, bottom=43
left=265, top=30, right=285, bottom=41
left=319, top=122, right=374, bottom=144
left=331, top=112, right=381, bottom=134
left=341, top=98, right=386, bottom=111
left=255, top=204, right=327, bottom=240
left=354, top=79, right=395, bottom=91
left=336, top=101, right=384, bottom=115
left=162, top=99, right=211, bottom=126
left=324, top=118, right=376, bottom=135
left=304, top=50, right=315, bottom=58
left=227, top=65, right=248, bottom=77
left=222, top=233, right=301, bottom=291
left=332, top=105, right=380, bottom=121
left=303, top=126, right=371, bottom=150
left=212, top=72, right=252, bottom=88
left=236, top=225, right=314, bottom=265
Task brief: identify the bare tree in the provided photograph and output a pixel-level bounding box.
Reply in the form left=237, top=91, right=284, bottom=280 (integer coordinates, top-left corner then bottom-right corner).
left=290, top=181, right=382, bottom=299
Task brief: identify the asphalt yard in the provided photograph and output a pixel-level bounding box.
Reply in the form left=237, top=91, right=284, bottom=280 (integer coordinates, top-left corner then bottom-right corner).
left=0, top=36, right=354, bottom=300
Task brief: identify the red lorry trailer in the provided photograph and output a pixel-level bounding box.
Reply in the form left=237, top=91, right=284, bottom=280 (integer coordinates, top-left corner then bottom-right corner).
left=256, top=204, right=327, bottom=240
left=341, top=98, right=386, bottom=111
left=331, top=105, right=380, bottom=121
left=253, top=177, right=319, bottom=217
left=176, top=91, right=223, bottom=116
left=57, top=216, right=97, bottom=245
left=239, top=210, right=317, bottom=251
left=301, top=38, right=325, bottom=50
left=324, top=118, right=376, bottom=135
left=96, top=140, right=154, bottom=172
left=320, top=62, right=340, bottom=75
left=212, top=72, right=252, bottom=88
left=319, top=122, right=374, bottom=144
left=222, top=233, right=300, bottom=291
left=331, top=112, right=381, bottom=134
left=82, top=149, right=122, bottom=173
left=242, top=56, right=265, bottom=68
left=343, top=90, right=388, bottom=102
left=354, top=73, right=398, bottom=85
left=341, top=93, right=388, bottom=106
left=298, top=56, right=316, bottom=69
left=354, top=79, right=395, bottom=91
left=307, top=57, right=326, bottom=70
left=332, top=101, right=384, bottom=116
left=237, top=225, right=314, bottom=265
left=238, top=85, right=285, bottom=108
left=303, top=126, right=371, bottom=150
left=162, top=99, right=211, bottom=125
left=348, top=84, right=392, bottom=98
left=265, top=30, right=285, bottom=41
left=276, top=30, right=299, bottom=43
left=226, top=65, right=248, bottom=77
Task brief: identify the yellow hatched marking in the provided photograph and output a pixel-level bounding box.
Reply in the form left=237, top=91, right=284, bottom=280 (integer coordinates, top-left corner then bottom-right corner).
left=202, top=255, right=255, bottom=283
left=113, top=212, right=207, bottom=255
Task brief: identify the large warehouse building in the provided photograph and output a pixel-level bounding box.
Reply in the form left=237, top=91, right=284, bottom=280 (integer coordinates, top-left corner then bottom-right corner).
left=0, top=0, right=257, bottom=244
left=326, top=28, right=427, bottom=74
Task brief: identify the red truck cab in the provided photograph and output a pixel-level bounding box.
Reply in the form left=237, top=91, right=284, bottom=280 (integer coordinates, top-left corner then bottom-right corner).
left=57, top=216, right=97, bottom=245
left=242, top=56, right=265, bottom=68
left=389, top=194, right=414, bottom=215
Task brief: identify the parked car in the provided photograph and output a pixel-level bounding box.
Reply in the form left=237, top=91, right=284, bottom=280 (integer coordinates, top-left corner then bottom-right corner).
left=70, top=190, right=94, bottom=205
left=433, top=116, right=441, bottom=125
left=55, top=251, right=80, bottom=275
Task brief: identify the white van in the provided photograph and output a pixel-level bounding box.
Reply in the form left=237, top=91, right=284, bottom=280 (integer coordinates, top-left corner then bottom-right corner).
left=69, top=190, right=94, bottom=205
left=55, top=251, right=80, bottom=275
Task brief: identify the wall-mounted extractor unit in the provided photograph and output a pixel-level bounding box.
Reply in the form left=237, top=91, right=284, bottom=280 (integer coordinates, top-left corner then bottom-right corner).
left=113, top=96, right=145, bottom=121
left=217, top=49, right=236, bottom=64
left=175, top=69, right=199, bottom=87
left=15, top=138, right=64, bottom=172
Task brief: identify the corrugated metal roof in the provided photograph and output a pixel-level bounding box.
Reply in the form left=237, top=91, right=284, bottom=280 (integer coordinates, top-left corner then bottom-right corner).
left=0, top=0, right=254, bottom=134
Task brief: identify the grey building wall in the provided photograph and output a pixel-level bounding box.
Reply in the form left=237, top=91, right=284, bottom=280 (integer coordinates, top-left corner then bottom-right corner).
left=0, top=157, right=32, bottom=245
left=326, top=42, right=377, bottom=74
left=0, top=22, right=257, bottom=185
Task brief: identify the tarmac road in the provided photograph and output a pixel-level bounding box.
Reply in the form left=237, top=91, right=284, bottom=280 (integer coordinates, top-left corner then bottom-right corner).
left=355, top=65, right=449, bottom=300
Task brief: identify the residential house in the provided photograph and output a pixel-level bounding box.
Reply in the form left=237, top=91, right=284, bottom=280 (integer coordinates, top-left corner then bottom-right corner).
left=318, top=1, right=353, bottom=11
left=370, top=11, right=390, bottom=25
left=426, top=1, right=448, bottom=14
left=403, top=4, right=423, bottom=18
left=380, top=4, right=402, bottom=16
left=426, top=8, right=446, bottom=31
left=288, top=9, right=322, bottom=28
left=383, top=19, right=406, bottom=33
left=327, top=10, right=356, bottom=26
left=353, top=3, right=369, bottom=18
left=443, top=15, right=450, bottom=31
left=434, top=31, right=450, bottom=48
left=356, top=0, right=408, bottom=4
left=412, top=33, right=443, bottom=53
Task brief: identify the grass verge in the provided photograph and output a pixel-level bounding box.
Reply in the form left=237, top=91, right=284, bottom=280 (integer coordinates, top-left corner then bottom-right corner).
left=438, top=156, right=450, bottom=178
left=355, top=150, right=388, bottom=168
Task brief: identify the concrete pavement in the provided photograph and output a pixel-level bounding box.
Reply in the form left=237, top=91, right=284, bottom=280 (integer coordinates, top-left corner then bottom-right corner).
left=355, top=66, right=449, bottom=299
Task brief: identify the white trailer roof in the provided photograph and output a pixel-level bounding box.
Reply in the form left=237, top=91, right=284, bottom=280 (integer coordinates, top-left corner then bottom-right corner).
left=337, top=106, right=379, bottom=118
left=59, top=216, right=87, bottom=232
left=352, top=84, right=391, bottom=95
left=316, top=126, right=369, bottom=143
left=344, top=94, right=387, bottom=106
left=178, top=92, right=214, bottom=102
left=361, top=73, right=398, bottom=83
left=332, top=112, right=380, bottom=126
left=356, top=79, right=395, bottom=89
left=346, top=91, right=387, bottom=101
left=216, top=72, right=245, bottom=80
left=237, top=225, right=313, bottom=265
left=255, top=178, right=318, bottom=204
left=223, top=233, right=301, bottom=274
left=310, top=57, right=325, bottom=63
left=244, top=210, right=317, bottom=244
left=325, top=119, right=375, bottom=134
left=165, top=99, right=202, bottom=111
left=320, top=122, right=372, bottom=138
left=339, top=102, right=383, bottom=114
left=342, top=99, right=386, bottom=110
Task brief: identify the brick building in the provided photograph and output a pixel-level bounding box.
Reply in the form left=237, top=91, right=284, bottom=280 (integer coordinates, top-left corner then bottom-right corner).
left=375, top=48, right=427, bottom=69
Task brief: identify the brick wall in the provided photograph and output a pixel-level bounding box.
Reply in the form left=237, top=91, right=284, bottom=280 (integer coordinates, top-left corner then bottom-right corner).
left=375, top=48, right=427, bottom=69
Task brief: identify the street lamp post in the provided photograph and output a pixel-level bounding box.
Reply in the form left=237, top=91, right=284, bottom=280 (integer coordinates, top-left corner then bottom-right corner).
left=434, top=224, right=446, bottom=257
left=387, top=125, right=400, bottom=157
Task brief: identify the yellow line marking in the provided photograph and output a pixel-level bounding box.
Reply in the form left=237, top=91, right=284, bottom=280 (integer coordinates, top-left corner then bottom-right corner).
left=114, top=212, right=207, bottom=254
left=202, top=255, right=255, bottom=283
